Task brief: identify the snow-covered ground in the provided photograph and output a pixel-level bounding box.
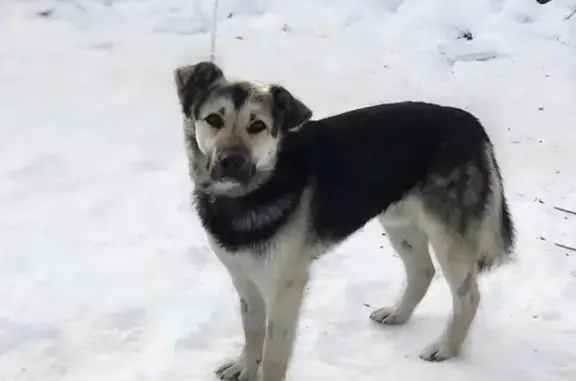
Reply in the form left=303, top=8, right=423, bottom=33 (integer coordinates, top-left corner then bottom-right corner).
left=1, top=0, right=576, bottom=380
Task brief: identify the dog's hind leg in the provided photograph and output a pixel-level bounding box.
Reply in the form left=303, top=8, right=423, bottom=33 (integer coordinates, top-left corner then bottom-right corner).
left=215, top=273, right=266, bottom=381
left=371, top=222, right=435, bottom=325
left=419, top=230, right=481, bottom=362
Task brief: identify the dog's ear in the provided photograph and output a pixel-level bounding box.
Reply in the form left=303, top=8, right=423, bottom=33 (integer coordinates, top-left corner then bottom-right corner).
left=270, top=85, right=312, bottom=133
left=174, top=61, right=224, bottom=118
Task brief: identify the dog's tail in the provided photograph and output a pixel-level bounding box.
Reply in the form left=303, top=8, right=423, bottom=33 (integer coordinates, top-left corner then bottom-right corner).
left=476, top=145, right=516, bottom=273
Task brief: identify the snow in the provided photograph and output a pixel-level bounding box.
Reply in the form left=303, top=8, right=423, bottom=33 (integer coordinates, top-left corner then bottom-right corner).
left=1, top=0, right=575, bottom=380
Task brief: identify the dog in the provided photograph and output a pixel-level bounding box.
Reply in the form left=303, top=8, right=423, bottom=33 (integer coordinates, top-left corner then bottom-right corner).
left=173, top=61, right=515, bottom=381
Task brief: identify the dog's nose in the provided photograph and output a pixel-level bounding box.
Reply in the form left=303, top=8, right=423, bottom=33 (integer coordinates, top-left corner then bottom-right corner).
left=220, top=153, right=247, bottom=173
left=216, top=152, right=252, bottom=183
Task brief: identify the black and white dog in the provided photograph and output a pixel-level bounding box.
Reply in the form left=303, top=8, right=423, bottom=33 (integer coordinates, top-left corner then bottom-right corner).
left=173, top=61, right=515, bottom=381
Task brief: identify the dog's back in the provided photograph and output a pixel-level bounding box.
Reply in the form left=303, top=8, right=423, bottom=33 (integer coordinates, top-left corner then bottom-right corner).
left=293, top=102, right=514, bottom=269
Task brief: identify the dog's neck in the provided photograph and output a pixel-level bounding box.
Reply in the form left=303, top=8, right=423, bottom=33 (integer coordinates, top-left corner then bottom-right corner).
left=191, top=131, right=312, bottom=251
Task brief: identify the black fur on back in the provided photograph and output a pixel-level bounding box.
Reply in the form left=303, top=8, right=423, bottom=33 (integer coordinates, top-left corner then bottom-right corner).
left=194, top=101, right=511, bottom=253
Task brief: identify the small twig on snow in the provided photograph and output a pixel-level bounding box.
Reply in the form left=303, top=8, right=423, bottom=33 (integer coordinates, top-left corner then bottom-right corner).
left=38, top=9, right=53, bottom=17
left=553, top=206, right=576, bottom=216
left=565, top=8, right=576, bottom=21
left=555, top=243, right=576, bottom=252
left=58, top=0, right=86, bottom=12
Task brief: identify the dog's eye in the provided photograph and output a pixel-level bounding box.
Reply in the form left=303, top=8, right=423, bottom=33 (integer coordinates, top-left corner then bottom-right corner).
left=205, top=113, right=224, bottom=128
left=247, top=121, right=267, bottom=135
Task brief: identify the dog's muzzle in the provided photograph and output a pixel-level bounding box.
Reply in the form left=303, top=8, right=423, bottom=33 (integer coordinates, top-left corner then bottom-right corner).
left=211, top=149, right=255, bottom=185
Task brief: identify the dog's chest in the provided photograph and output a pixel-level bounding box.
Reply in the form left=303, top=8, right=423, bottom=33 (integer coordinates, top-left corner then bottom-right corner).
left=206, top=202, right=322, bottom=298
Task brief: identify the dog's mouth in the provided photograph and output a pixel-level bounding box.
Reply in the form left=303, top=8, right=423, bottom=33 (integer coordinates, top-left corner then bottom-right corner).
left=191, top=149, right=274, bottom=197
left=209, top=163, right=255, bottom=185
left=208, top=179, right=246, bottom=195
left=199, top=165, right=271, bottom=197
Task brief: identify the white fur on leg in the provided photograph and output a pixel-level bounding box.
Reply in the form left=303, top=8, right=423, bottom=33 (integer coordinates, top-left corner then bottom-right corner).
left=371, top=223, right=435, bottom=326
left=420, top=233, right=481, bottom=362
left=260, top=265, right=309, bottom=381
left=212, top=251, right=266, bottom=381
left=215, top=284, right=265, bottom=380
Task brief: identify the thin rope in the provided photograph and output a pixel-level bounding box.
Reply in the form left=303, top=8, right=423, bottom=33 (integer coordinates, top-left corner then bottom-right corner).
left=209, top=0, right=219, bottom=63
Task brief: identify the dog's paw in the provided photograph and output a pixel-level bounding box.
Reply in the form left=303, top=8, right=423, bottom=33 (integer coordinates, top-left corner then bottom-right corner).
left=215, top=360, right=256, bottom=381
left=369, top=307, right=409, bottom=325
left=419, top=340, right=459, bottom=362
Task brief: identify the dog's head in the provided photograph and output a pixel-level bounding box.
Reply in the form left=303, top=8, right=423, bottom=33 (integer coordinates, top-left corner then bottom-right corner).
left=174, top=61, right=312, bottom=197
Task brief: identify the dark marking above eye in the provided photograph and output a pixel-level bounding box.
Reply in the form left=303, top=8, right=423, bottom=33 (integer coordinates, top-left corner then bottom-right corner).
left=230, top=84, right=250, bottom=109
left=249, top=113, right=256, bottom=121
left=209, top=83, right=250, bottom=110
left=219, top=107, right=226, bottom=115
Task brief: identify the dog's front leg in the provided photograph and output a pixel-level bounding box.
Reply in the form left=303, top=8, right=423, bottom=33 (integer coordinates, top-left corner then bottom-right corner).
left=261, top=264, right=309, bottom=381
left=216, top=277, right=266, bottom=381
